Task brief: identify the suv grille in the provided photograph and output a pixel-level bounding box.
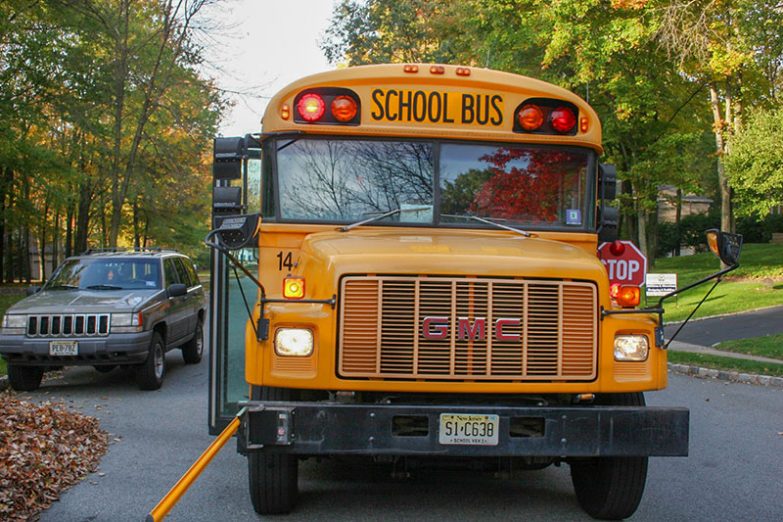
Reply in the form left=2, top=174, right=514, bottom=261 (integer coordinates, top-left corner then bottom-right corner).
left=27, top=314, right=110, bottom=337
left=339, top=276, right=597, bottom=381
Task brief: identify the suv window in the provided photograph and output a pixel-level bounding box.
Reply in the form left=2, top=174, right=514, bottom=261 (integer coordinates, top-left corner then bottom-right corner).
left=179, top=257, right=200, bottom=288
left=163, top=258, right=182, bottom=287
left=173, top=257, right=193, bottom=287
left=46, top=257, right=162, bottom=290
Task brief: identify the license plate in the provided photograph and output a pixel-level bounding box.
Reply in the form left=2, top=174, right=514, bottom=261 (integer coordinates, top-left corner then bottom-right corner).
left=49, top=340, right=78, bottom=356
left=439, top=413, right=499, bottom=446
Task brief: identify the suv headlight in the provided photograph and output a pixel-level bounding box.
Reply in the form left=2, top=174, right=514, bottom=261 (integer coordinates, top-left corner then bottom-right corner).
left=614, top=335, right=649, bottom=362
left=1, top=314, right=27, bottom=334
left=274, top=328, right=314, bottom=357
left=111, top=312, right=142, bottom=332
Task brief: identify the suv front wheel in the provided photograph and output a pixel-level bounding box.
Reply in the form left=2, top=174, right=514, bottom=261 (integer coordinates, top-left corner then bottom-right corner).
left=136, top=332, right=166, bottom=390
left=7, top=364, right=44, bottom=391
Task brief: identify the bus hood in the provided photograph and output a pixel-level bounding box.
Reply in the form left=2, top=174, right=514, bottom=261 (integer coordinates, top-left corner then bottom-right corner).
left=300, top=230, right=606, bottom=282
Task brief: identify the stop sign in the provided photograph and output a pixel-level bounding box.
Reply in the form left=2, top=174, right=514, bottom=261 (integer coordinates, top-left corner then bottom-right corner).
left=597, top=240, right=647, bottom=287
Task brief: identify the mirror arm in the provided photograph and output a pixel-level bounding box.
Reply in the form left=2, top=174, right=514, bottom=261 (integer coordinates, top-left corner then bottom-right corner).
left=602, top=262, right=739, bottom=348
left=655, top=263, right=738, bottom=309
left=204, top=231, right=266, bottom=299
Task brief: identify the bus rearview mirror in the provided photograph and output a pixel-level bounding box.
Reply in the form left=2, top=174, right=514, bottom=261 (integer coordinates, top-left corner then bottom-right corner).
left=213, top=213, right=260, bottom=250
left=705, top=229, right=743, bottom=267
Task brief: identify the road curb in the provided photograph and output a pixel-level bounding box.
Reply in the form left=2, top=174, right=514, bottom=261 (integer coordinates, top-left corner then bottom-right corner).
left=669, top=363, right=783, bottom=388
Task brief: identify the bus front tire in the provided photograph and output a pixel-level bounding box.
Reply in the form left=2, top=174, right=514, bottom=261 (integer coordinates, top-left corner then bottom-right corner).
left=248, top=386, right=299, bottom=514
left=570, top=393, right=648, bottom=520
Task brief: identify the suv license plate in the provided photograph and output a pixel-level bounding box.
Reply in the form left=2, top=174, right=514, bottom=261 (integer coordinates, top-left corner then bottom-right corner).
left=439, top=413, right=499, bottom=446
left=49, top=340, right=78, bottom=356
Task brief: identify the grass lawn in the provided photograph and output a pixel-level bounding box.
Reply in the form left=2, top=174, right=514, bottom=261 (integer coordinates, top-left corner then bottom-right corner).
left=714, top=334, right=783, bottom=361
left=668, top=351, right=783, bottom=377
left=0, top=292, right=26, bottom=377
left=650, top=243, right=783, bottom=322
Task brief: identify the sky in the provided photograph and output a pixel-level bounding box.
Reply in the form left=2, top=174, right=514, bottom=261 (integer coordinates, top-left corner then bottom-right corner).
left=201, top=0, right=339, bottom=136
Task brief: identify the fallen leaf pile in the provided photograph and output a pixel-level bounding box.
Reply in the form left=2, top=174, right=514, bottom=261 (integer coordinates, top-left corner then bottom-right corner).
left=0, top=392, right=108, bottom=521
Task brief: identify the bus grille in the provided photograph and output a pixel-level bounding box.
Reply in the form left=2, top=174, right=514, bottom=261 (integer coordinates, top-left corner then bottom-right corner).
left=339, top=276, right=597, bottom=381
left=27, top=314, right=110, bottom=337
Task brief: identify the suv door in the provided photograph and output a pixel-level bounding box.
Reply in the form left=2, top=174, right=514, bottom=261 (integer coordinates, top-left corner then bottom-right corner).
left=175, top=256, right=203, bottom=333
left=163, top=257, right=189, bottom=343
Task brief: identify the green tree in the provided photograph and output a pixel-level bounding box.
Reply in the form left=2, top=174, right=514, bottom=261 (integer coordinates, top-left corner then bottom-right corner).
left=725, top=106, right=783, bottom=216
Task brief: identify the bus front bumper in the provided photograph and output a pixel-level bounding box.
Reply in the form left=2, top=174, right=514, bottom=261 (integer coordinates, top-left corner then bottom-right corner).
left=237, top=402, right=689, bottom=457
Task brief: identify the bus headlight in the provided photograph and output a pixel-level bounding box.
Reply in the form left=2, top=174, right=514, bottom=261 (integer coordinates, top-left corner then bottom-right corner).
left=614, top=335, right=649, bottom=362
left=275, top=328, right=314, bottom=357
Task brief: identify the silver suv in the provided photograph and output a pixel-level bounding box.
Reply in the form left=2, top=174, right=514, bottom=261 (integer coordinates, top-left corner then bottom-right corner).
left=0, top=250, right=205, bottom=391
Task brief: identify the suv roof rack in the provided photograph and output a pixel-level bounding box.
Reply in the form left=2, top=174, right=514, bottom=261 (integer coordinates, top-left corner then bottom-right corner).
left=81, top=247, right=179, bottom=255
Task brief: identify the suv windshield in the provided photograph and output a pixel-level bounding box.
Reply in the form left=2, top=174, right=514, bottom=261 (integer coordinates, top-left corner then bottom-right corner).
left=273, top=138, right=593, bottom=230
left=46, top=257, right=162, bottom=290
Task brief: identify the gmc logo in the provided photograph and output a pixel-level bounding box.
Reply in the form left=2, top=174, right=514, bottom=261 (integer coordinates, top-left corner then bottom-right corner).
left=422, top=316, right=520, bottom=342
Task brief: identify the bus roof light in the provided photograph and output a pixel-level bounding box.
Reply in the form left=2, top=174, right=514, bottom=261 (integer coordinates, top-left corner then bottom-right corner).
left=517, top=104, right=545, bottom=131
left=430, top=65, right=445, bottom=75
left=280, top=104, right=290, bottom=120
left=331, top=95, right=358, bottom=122
left=456, top=67, right=471, bottom=76
left=580, top=116, right=589, bottom=132
left=403, top=64, right=419, bottom=73
left=296, top=93, right=325, bottom=122
left=551, top=106, right=577, bottom=133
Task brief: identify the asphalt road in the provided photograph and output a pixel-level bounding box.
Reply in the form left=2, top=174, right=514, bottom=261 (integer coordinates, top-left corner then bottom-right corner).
left=664, top=305, right=783, bottom=346
left=15, top=349, right=780, bottom=521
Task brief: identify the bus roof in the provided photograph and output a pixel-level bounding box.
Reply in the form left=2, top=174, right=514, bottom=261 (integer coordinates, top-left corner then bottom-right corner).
left=262, top=64, right=602, bottom=153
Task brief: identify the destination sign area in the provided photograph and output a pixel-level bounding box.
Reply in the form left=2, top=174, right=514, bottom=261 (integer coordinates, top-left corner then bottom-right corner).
left=370, top=89, right=504, bottom=126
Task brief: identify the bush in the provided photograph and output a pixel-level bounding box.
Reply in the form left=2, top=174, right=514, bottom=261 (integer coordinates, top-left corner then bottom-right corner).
left=678, top=213, right=720, bottom=248
left=736, top=216, right=770, bottom=243
left=656, top=222, right=680, bottom=257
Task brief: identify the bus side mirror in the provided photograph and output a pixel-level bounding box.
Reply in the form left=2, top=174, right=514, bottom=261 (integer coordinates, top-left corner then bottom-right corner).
left=706, top=229, right=743, bottom=267
left=213, top=186, right=242, bottom=214
left=599, top=163, right=617, bottom=200
left=213, top=213, right=260, bottom=250
left=213, top=137, right=245, bottom=180
left=598, top=206, right=619, bottom=243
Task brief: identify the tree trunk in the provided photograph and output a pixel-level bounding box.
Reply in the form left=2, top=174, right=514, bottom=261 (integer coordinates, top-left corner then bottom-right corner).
left=39, top=195, right=49, bottom=282
left=710, top=84, right=733, bottom=234
left=66, top=197, right=74, bottom=258
left=0, top=166, right=11, bottom=283
left=108, top=0, right=130, bottom=248
left=637, top=207, right=648, bottom=259
left=675, top=188, right=682, bottom=256
left=74, top=179, right=93, bottom=254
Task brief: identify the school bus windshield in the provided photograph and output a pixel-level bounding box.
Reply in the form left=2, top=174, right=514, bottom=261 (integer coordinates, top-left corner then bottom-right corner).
left=272, top=138, right=594, bottom=230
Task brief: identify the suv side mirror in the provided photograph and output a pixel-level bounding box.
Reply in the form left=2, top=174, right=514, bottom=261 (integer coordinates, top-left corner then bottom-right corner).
left=706, top=229, right=743, bottom=266
left=26, top=285, right=41, bottom=296
left=167, top=283, right=187, bottom=298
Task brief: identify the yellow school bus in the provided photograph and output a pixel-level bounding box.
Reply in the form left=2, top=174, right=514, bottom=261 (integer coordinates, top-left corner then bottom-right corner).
left=150, top=64, right=741, bottom=521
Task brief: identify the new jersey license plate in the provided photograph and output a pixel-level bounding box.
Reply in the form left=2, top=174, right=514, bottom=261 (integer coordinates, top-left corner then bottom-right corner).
left=49, top=340, right=78, bottom=356
left=438, top=413, right=500, bottom=446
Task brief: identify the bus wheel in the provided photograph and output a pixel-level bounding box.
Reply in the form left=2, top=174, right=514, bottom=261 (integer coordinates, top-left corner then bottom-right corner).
left=570, top=393, right=648, bottom=520
left=248, top=386, right=298, bottom=515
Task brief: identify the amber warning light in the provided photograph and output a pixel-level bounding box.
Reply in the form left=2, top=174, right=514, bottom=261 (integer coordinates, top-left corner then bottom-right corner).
left=283, top=277, right=305, bottom=299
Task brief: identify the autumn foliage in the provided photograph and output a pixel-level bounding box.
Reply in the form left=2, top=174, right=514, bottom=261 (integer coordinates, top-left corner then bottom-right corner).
left=0, top=394, right=108, bottom=521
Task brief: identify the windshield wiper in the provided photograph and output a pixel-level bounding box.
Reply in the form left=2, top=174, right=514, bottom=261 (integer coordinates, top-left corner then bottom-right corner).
left=86, top=284, right=124, bottom=290
left=339, top=208, right=401, bottom=232
left=45, top=284, right=79, bottom=290
left=441, top=214, right=532, bottom=237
